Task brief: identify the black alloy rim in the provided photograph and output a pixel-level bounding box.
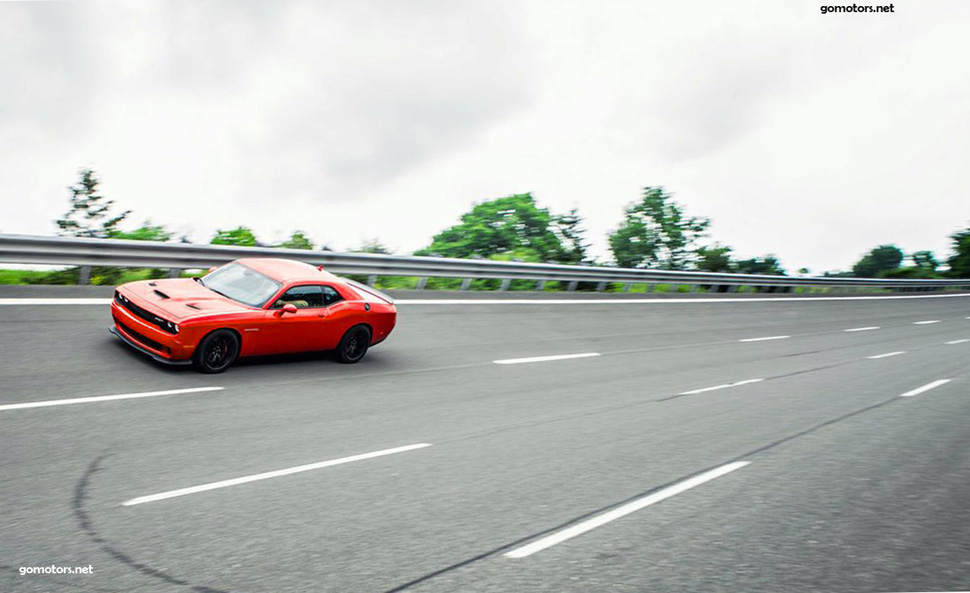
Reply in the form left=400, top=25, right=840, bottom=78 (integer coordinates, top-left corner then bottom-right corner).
left=345, top=330, right=366, bottom=360
left=205, top=336, right=232, bottom=369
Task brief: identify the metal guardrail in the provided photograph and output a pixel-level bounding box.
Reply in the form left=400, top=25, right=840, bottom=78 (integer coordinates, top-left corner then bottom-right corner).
left=1, top=234, right=968, bottom=291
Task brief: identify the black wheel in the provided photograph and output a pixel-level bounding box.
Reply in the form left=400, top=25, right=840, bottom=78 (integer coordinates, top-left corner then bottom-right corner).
left=336, top=325, right=371, bottom=364
left=193, top=329, right=239, bottom=373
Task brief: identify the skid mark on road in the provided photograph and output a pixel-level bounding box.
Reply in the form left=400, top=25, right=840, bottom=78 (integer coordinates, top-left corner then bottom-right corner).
left=72, top=455, right=231, bottom=593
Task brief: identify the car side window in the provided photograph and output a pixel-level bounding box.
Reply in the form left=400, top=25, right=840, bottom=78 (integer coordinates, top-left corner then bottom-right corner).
left=271, top=285, right=325, bottom=309
left=321, top=285, right=343, bottom=306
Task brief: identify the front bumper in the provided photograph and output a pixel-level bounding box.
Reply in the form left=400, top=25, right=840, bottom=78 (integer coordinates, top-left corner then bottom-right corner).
left=109, top=326, right=192, bottom=366
left=110, top=298, right=194, bottom=364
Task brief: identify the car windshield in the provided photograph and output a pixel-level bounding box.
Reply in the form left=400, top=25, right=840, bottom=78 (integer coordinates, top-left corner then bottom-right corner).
left=201, top=262, right=281, bottom=307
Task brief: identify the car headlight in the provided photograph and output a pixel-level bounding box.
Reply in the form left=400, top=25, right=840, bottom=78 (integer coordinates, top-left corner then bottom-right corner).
left=162, top=320, right=179, bottom=334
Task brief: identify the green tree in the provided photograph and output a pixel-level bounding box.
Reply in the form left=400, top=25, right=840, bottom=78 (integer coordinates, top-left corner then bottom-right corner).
left=735, top=255, right=787, bottom=276
left=608, top=187, right=710, bottom=269
left=108, top=221, right=172, bottom=242
left=211, top=227, right=258, bottom=246
left=550, top=208, right=589, bottom=265
left=852, top=244, right=903, bottom=278
left=911, top=250, right=938, bottom=271
left=946, top=228, right=970, bottom=278
left=416, top=193, right=580, bottom=263
left=695, top=244, right=734, bottom=273
left=278, top=231, right=314, bottom=250
left=356, top=239, right=392, bottom=254
left=56, top=169, right=130, bottom=238
left=880, top=267, right=941, bottom=279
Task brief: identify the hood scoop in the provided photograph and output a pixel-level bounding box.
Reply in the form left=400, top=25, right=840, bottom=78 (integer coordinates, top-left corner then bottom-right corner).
left=185, top=303, right=202, bottom=310
left=153, top=289, right=171, bottom=299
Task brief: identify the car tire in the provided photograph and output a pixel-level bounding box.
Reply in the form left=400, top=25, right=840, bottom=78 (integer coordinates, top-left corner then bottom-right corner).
left=193, top=329, right=239, bottom=374
left=336, top=325, right=371, bottom=364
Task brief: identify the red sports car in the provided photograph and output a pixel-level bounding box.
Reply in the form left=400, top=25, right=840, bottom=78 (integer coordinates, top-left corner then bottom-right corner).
left=109, top=258, right=396, bottom=373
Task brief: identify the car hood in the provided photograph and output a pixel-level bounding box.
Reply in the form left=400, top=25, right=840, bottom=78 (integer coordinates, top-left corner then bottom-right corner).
left=119, top=278, right=255, bottom=321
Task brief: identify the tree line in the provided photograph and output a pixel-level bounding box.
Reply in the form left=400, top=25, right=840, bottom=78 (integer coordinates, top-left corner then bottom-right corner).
left=50, top=168, right=970, bottom=281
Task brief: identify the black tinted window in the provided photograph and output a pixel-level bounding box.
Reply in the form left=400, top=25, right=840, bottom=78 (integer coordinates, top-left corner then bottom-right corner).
left=272, top=285, right=324, bottom=309
left=322, top=285, right=343, bottom=306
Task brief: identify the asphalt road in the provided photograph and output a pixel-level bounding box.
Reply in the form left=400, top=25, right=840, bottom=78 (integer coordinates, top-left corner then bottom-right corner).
left=1, top=289, right=969, bottom=592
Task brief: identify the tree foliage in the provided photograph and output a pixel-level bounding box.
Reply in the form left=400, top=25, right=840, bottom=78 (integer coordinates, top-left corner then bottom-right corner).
left=947, top=228, right=970, bottom=278
left=695, top=244, right=734, bottom=273
left=109, top=221, right=172, bottom=242
left=549, top=208, right=589, bottom=265
left=278, top=231, right=314, bottom=250
left=852, top=244, right=903, bottom=278
left=911, top=250, right=938, bottom=271
left=695, top=243, right=787, bottom=275
left=416, top=193, right=586, bottom=264
left=211, top=227, right=259, bottom=247
left=735, top=255, right=786, bottom=276
left=355, top=239, right=392, bottom=254
left=608, top=187, right=710, bottom=269
left=56, top=169, right=130, bottom=238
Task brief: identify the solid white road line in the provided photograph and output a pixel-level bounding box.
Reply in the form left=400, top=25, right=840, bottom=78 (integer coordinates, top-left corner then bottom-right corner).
left=0, top=298, right=111, bottom=305
left=900, top=379, right=952, bottom=398
left=913, top=320, right=941, bottom=325
left=122, top=443, right=432, bottom=506
left=504, top=461, right=751, bottom=559
left=946, top=339, right=970, bottom=345
left=493, top=352, right=601, bottom=365
left=396, top=294, right=970, bottom=305
left=738, top=335, right=790, bottom=343
left=844, top=326, right=880, bottom=332
left=868, top=351, right=906, bottom=360
left=0, top=387, right=224, bottom=412
left=3, top=294, right=970, bottom=306
left=679, top=378, right=764, bottom=395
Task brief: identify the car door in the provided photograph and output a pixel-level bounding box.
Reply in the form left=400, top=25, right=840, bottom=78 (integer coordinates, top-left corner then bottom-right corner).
left=263, top=284, right=331, bottom=354
left=315, top=284, right=350, bottom=350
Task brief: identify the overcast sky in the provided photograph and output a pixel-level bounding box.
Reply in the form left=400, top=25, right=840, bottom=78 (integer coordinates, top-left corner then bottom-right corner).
left=2, top=0, right=968, bottom=273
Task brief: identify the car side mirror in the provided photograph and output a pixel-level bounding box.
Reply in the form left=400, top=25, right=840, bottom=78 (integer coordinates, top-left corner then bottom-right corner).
left=280, top=303, right=298, bottom=315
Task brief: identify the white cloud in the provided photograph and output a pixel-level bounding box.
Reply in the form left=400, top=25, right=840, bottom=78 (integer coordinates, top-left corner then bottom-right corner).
left=1, top=0, right=968, bottom=272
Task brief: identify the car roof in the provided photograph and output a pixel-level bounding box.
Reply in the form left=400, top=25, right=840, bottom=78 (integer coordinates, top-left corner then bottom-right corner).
left=235, top=258, right=342, bottom=285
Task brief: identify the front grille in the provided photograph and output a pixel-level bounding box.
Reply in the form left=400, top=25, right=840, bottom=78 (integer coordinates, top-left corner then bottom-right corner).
left=115, top=291, right=177, bottom=334
left=114, top=317, right=169, bottom=353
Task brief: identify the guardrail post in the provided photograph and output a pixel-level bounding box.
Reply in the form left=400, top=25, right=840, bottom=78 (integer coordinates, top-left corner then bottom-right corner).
left=622, top=283, right=631, bottom=292
left=645, top=284, right=654, bottom=293
left=78, top=265, right=91, bottom=285
left=690, top=284, right=699, bottom=293
left=168, top=268, right=180, bottom=278
left=416, top=277, right=428, bottom=290
left=727, top=285, right=737, bottom=293
left=499, top=278, right=511, bottom=291
left=460, top=278, right=472, bottom=291
left=367, top=274, right=378, bottom=286
left=567, top=281, right=578, bottom=292
left=596, top=282, right=606, bottom=292
left=536, top=280, right=546, bottom=291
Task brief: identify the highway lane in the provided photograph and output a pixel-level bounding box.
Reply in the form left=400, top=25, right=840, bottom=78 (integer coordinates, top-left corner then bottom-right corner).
left=1, top=289, right=968, bottom=403
left=0, top=291, right=968, bottom=592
